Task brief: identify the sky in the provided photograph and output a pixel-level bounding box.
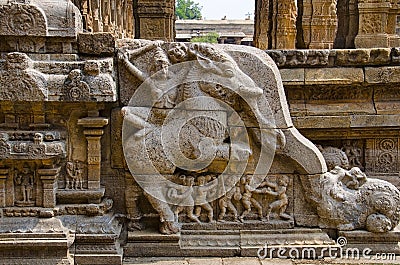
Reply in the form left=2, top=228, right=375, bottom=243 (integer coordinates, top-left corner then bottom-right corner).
left=195, top=0, right=255, bottom=20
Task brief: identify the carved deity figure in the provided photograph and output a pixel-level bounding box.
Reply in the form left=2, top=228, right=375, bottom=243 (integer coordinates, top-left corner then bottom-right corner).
left=342, top=140, right=363, bottom=169
left=16, top=167, right=34, bottom=203
left=66, top=161, right=83, bottom=189
left=120, top=41, right=176, bottom=139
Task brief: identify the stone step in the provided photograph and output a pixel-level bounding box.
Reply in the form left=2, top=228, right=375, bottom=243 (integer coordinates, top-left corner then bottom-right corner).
left=125, top=228, right=336, bottom=258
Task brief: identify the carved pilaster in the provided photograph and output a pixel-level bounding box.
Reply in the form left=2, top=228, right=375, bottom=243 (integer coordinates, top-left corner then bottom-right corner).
left=135, top=0, right=175, bottom=41
left=78, top=117, right=108, bottom=190
left=0, top=102, right=17, bottom=128
left=387, top=0, right=400, bottom=46
left=0, top=168, right=8, bottom=207
left=303, top=0, right=338, bottom=49
left=254, top=0, right=270, bottom=49
left=274, top=0, right=297, bottom=49
left=355, top=0, right=391, bottom=48
left=346, top=0, right=359, bottom=48
left=38, top=167, right=60, bottom=208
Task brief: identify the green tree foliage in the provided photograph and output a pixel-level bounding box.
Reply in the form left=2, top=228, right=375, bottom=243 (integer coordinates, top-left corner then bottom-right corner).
left=190, top=32, right=219, bottom=43
left=175, top=0, right=203, bottom=20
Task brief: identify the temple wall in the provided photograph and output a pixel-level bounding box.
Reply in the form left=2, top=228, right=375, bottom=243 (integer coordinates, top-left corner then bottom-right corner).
left=2, top=1, right=400, bottom=263
left=254, top=0, right=400, bottom=49
left=267, top=48, right=400, bottom=186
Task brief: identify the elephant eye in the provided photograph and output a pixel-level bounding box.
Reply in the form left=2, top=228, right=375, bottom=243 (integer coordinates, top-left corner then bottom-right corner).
left=225, top=69, right=234, bottom=77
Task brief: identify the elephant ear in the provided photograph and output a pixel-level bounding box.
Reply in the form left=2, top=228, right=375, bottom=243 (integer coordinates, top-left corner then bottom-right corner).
left=189, top=43, right=224, bottom=75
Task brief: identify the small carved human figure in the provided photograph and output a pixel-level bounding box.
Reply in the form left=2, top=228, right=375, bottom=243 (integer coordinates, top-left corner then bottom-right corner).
left=16, top=167, right=34, bottom=203
left=239, top=175, right=263, bottom=222
left=120, top=42, right=176, bottom=139
left=66, top=161, right=83, bottom=189
left=194, top=175, right=216, bottom=222
left=33, top=133, right=43, bottom=145
left=168, top=175, right=200, bottom=223
left=74, top=162, right=84, bottom=189
left=120, top=41, right=174, bottom=108
left=257, top=176, right=291, bottom=221
left=342, top=140, right=363, bottom=169
left=218, top=184, right=241, bottom=222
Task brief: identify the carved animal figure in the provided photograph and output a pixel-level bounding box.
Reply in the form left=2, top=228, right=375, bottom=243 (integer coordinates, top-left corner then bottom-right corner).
left=122, top=41, right=276, bottom=234
left=318, top=166, right=400, bottom=233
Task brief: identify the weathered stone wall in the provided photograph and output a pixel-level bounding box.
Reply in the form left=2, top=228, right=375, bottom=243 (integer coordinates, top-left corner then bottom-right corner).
left=2, top=1, right=400, bottom=264
left=134, top=0, right=175, bottom=41
left=267, top=48, right=400, bottom=186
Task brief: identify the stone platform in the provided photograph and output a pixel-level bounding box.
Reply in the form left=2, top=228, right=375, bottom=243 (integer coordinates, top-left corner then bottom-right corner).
left=124, top=257, right=400, bottom=265
left=125, top=227, right=335, bottom=258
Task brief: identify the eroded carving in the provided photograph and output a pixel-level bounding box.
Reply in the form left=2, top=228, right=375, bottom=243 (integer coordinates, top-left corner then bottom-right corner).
left=0, top=131, right=65, bottom=159
left=318, top=166, right=400, bottom=232
left=15, top=166, right=35, bottom=206
left=65, top=161, right=84, bottom=190
left=0, top=2, right=47, bottom=36
left=0, top=53, right=47, bottom=101
left=121, top=41, right=283, bottom=234
left=63, top=69, right=90, bottom=101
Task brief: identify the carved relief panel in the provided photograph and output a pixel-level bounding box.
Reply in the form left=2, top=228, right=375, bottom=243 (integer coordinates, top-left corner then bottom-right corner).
left=366, top=138, right=399, bottom=173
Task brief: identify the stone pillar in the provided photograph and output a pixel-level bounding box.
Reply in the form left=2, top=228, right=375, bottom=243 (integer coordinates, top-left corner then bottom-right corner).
left=254, top=0, right=270, bottom=49
left=302, top=0, right=313, bottom=47
left=334, top=0, right=348, bottom=48
left=38, top=167, right=60, bottom=208
left=355, top=0, right=391, bottom=48
left=254, top=0, right=297, bottom=49
left=387, top=1, right=400, bottom=46
left=346, top=0, right=359, bottom=48
left=274, top=0, right=297, bottom=49
left=135, top=0, right=175, bottom=41
left=91, top=0, right=103, bottom=32
left=0, top=169, right=8, bottom=207
left=78, top=117, right=108, bottom=190
left=303, top=0, right=338, bottom=49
